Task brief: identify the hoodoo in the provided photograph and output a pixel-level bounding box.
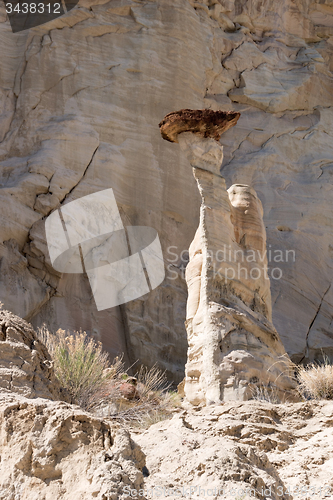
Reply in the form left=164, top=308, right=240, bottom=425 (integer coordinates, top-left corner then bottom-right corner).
left=160, top=109, right=296, bottom=404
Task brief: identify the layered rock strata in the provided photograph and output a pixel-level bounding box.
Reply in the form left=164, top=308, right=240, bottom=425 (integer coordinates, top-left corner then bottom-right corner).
left=160, top=110, right=296, bottom=404
left=0, top=309, right=71, bottom=401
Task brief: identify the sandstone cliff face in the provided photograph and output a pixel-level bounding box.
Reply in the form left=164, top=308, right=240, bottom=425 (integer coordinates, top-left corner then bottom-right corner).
left=0, top=0, right=332, bottom=379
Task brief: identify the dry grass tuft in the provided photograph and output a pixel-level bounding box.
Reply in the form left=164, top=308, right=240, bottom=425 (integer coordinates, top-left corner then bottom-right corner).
left=297, top=355, right=333, bottom=400
left=256, top=352, right=333, bottom=402
left=249, top=383, right=282, bottom=404
left=89, top=363, right=181, bottom=428
left=249, top=354, right=300, bottom=404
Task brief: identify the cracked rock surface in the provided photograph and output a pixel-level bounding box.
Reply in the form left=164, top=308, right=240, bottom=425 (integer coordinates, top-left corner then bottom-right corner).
left=0, top=0, right=332, bottom=378
left=0, top=394, right=147, bottom=500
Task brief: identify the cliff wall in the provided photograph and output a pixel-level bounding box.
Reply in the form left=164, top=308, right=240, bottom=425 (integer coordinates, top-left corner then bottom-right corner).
left=0, top=0, right=332, bottom=380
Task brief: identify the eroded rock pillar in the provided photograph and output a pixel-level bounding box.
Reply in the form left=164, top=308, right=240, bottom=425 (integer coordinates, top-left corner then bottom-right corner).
left=159, top=109, right=296, bottom=404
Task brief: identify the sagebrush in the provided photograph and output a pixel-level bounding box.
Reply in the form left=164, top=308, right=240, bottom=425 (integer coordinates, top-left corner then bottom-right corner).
left=37, top=325, right=181, bottom=425
left=37, top=326, right=118, bottom=407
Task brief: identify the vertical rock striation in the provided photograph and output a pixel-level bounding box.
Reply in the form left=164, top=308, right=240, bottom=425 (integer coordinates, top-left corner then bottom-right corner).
left=160, top=110, right=296, bottom=404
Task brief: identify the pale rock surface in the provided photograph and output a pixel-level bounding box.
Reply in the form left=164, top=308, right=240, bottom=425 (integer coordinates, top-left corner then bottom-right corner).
left=178, top=133, right=295, bottom=404
left=0, top=0, right=332, bottom=379
left=0, top=393, right=146, bottom=500
left=0, top=309, right=332, bottom=500
left=136, top=399, right=333, bottom=500
left=0, top=309, right=70, bottom=401
left=0, top=308, right=147, bottom=500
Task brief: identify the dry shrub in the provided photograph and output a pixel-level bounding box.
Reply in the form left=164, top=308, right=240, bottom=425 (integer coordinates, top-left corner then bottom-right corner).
left=249, top=354, right=301, bottom=404
left=89, top=363, right=181, bottom=427
left=37, top=325, right=181, bottom=425
left=297, top=355, right=333, bottom=400
left=136, top=364, right=170, bottom=399
left=37, top=325, right=119, bottom=408
left=256, top=352, right=333, bottom=402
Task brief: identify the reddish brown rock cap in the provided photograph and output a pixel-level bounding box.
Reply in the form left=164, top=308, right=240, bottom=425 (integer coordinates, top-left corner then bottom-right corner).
left=159, top=109, right=240, bottom=143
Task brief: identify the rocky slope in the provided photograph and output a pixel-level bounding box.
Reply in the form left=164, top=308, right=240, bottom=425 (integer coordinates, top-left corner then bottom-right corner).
left=136, top=399, right=333, bottom=500
left=0, top=309, right=147, bottom=500
left=0, top=394, right=146, bottom=500
left=0, top=308, right=332, bottom=499
left=0, top=309, right=71, bottom=401
left=0, top=0, right=332, bottom=380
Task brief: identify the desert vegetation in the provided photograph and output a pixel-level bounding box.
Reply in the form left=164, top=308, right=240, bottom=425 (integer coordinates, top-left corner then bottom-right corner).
left=250, top=353, right=333, bottom=403
left=296, top=355, right=333, bottom=400
left=38, top=325, right=333, bottom=417
left=37, top=325, right=181, bottom=427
